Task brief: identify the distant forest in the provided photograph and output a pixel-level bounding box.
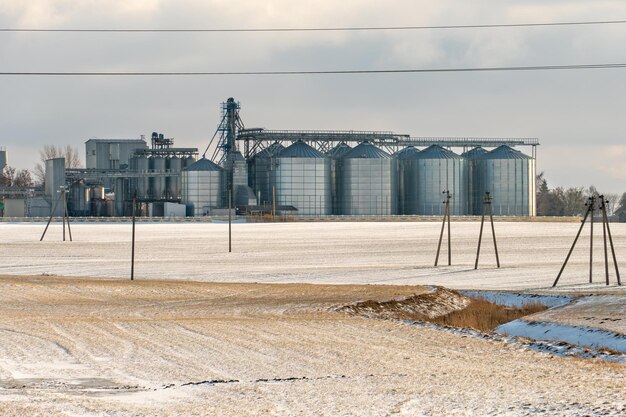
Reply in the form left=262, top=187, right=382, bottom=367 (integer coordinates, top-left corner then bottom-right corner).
left=536, top=172, right=626, bottom=217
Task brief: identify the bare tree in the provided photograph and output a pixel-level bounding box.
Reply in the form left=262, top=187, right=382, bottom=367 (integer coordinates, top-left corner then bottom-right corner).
left=33, top=145, right=82, bottom=184
left=0, top=166, right=33, bottom=187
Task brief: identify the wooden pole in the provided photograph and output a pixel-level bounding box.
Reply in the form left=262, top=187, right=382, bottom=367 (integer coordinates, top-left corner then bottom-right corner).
left=131, top=193, right=136, bottom=281
left=601, top=197, right=609, bottom=286
left=488, top=193, right=500, bottom=268
left=589, top=196, right=595, bottom=283
left=62, top=189, right=66, bottom=242
left=553, top=202, right=593, bottom=287
left=41, top=190, right=62, bottom=241
left=228, top=187, right=232, bottom=253
left=434, top=197, right=447, bottom=267
left=64, top=188, right=72, bottom=242
left=272, top=185, right=276, bottom=221
left=602, top=199, right=621, bottom=285
left=474, top=195, right=487, bottom=270
left=447, top=201, right=451, bottom=266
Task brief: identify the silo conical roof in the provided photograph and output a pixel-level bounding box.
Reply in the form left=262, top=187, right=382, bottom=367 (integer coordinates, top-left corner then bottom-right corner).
left=343, top=142, right=390, bottom=159
left=252, top=142, right=285, bottom=159
left=394, top=146, right=421, bottom=160
left=183, top=157, right=222, bottom=172
left=278, top=141, right=325, bottom=158
left=327, top=142, right=352, bottom=158
left=462, top=147, right=487, bottom=159
left=414, top=144, right=462, bottom=159
left=483, top=145, right=532, bottom=160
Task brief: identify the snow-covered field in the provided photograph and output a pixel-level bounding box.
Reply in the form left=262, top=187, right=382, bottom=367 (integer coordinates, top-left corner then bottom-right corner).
left=1, top=221, right=625, bottom=292
left=0, top=221, right=624, bottom=416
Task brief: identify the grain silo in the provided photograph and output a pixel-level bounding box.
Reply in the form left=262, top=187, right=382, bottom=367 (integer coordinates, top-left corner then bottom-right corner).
left=249, top=142, right=284, bottom=206
left=474, top=145, right=536, bottom=216
left=150, top=156, right=167, bottom=199
left=461, top=147, right=487, bottom=215
left=181, top=158, right=225, bottom=216
left=167, top=156, right=182, bottom=199
left=394, top=146, right=420, bottom=215
left=341, top=142, right=396, bottom=215
left=326, top=142, right=352, bottom=214
left=402, top=145, right=467, bottom=215
left=270, top=141, right=331, bottom=216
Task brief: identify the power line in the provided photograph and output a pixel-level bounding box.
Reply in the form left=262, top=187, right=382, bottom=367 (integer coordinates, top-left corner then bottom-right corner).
left=2, top=19, right=626, bottom=33
left=2, top=63, right=626, bottom=76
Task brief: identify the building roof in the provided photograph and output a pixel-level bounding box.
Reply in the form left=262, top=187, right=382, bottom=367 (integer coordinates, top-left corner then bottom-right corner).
left=184, top=158, right=223, bottom=172
left=414, top=144, right=462, bottom=159
left=394, top=146, right=421, bottom=160
left=326, top=142, right=352, bottom=158
left=343, top=142, right=391, bottom=159
left=461, top=146, right=488, bottom=159
left=278, top=141, right=326, bottom=158
left=482, top=145, right=533, bottom=160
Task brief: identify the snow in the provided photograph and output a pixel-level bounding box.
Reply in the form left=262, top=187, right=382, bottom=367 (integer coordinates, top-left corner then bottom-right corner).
left=496, top=320, right=626, bottom=354
left=0, top=221, right=625, bottom=416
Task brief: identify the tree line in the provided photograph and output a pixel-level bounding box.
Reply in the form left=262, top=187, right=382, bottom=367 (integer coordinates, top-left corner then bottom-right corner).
left=536, top=172, right=625, bottom=217
left=0, top=145, right=82, bottom=187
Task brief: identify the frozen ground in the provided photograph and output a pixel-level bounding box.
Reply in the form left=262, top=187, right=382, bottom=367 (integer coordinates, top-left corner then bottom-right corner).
left=0, top=221, right=624, bottom=416
left=0, top=276, right=624, bottom=416
left=0, top=221, right=624, bottom=292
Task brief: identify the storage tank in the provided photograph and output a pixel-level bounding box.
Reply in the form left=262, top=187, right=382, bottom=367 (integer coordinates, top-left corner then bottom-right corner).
left=130, top=155, right=149, bottom=199
left=462, top=147, right=487, bottom=215
left=402, top=145, right=468, bottom=216
left=183, top=155, right=196, bottom=169
left=150, top=156, right=167, bottom=199
left=340, top=142, right=396, bottom=215
left=270, top=141, right=331, bottom=216
left=394, top=146, right=420, bottom=215
left=167, top=156, right=183, bottom=199
left=249, top=142, right=284, bottom=206
left=474, top=145, right=536, bottom=216
left=181, top=158, right=225, bottom=216
left=326, top=143, right=352, bottom=214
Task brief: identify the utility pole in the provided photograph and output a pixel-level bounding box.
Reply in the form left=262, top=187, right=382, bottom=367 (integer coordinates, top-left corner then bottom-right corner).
left=435, top=190, right=452, bottom=266
left=474, top=192, right=500, bottom=269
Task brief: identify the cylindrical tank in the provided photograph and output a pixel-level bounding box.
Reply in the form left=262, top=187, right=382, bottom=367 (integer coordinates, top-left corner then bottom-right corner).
left=150, top=156, right=166, bottom=199
left=129, top=155, right=149, bottom=200
left=474, top=145, right=536, bottom=216
left=184, top=156, right=196, bottom=169
left=181, top=158, right=225, bottom=216
left=461, top=147, right=487, bottom=215
left=341, top=142, right=396, bottom=215
left=394, top=146, right=420, bottom=215
left=326, top=143, right=352, bottom=214
left=403, top=145, right=467, bottom=215
left=249, top=142, right=284, bottom=206
left=114, top=177, right=126, bottom=216
left=270, top=141, right=331, bottom=216
left=167, top=156, right=182, bottom=199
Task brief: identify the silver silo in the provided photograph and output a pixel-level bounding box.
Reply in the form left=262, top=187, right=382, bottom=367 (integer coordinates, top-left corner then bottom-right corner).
left=270, top=141, right=331, bottom=216
left=402, top=145, right=468, bottom=216
left=394, top=146, right=420, bottom=215
left=167, top=156, right=182, bottom=199
left=151, top=156, right=167, bottom=199
left=341, top=142, right=396, bottom=215
left=181, top=158, right=225, bottom=216
left=462, top=147, right=487, bottom=215
left=326, top=142, right=352, bottom=214
left=130, top=155, right=150, bottom=199
left=249, top=142, right=284, bottom=206
left=474, top=145, right=536, bottom=216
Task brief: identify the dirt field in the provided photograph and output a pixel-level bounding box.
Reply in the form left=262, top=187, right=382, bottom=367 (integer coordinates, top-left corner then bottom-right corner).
left=0, top=221, right=624, bottom=416
left=0, top=275, right=624, bottom=416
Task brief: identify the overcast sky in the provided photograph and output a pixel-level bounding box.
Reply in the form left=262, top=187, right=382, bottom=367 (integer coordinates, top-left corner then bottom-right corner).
left=2, top=0, right=626, bottom=193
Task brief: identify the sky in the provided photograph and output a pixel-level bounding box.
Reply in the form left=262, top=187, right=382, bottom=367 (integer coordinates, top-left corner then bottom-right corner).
left=1, top=0, right=626, bottom=193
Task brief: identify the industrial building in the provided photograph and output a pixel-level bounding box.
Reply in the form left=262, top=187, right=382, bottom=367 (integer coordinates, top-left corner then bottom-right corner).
left=30, top=98, right=538, bottom=218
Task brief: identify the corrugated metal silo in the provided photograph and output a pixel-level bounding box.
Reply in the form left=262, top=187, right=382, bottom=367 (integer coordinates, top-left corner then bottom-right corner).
left=326, top=142, right=352, bottom=214
left=474, top=145, right=536, bottom=216
left=462, top=147, right=487, bottom=215
left=403, top=145, right=467, bottom=215
left=167, top=156, right=182, bottom=199
left=341, top=142, right=396, bottom=215
left=394, top=146, right=420, bottom=215
left=270, top=141, right=331, bottom=216
left=150, top=156, right=166, bottom=199
left=181, top=158, right=225, bottom=216
left=249, top=142, right=284, bottom=206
